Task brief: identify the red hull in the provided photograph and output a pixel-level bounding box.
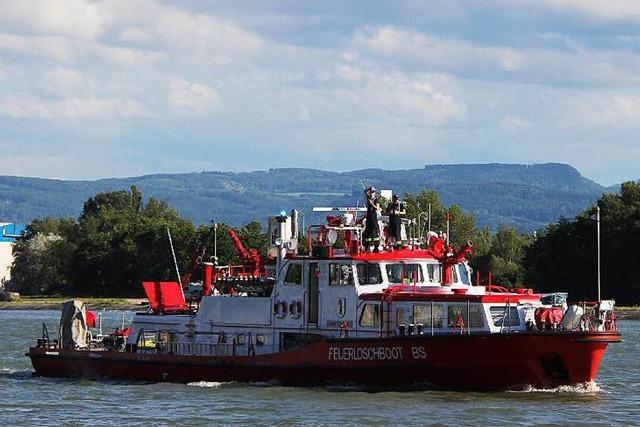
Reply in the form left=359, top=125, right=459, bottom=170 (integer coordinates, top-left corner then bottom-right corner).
left=28, top=331, right=620, bottom=391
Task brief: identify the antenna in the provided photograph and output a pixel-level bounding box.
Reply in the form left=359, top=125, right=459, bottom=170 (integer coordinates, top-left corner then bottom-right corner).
left=596, top=205, right=601, bottom=302
left=167, top=228, right=182, bottom=288
left=213, top=221, right=218, bottom=262
left=446, top=212, right=450, bottom=246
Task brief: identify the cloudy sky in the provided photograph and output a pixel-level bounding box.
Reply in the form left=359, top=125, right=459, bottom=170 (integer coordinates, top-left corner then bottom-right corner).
left=1, top=0, right=639, bottom=185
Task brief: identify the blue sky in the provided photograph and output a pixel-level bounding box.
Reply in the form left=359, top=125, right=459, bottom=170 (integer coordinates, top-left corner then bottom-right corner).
left=0, top=1, right=639, bottom=185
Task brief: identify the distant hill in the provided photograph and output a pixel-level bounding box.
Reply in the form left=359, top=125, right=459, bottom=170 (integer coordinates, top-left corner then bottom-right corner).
left=0, top=163, right=609, bottom=232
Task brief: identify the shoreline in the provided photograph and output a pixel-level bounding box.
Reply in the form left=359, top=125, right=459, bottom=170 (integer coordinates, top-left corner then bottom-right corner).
left=616, top=308, right=640, bottom=320
left=0, top=297, right=148, bottom=311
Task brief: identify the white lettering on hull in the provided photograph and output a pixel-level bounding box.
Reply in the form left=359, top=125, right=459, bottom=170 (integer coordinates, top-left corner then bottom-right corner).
left=327, top=346, right=427, bottom=361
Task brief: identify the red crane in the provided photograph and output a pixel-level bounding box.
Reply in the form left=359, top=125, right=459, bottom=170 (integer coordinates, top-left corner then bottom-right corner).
left=228, top=229, right=267, bottom=276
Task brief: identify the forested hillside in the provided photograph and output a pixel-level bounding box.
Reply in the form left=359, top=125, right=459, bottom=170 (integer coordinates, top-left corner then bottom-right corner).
left=0, top=163, right=608, bottom=232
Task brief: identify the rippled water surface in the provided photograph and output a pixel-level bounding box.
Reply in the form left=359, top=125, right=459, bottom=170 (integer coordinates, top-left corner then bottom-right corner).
left=1, top=310, right=638, bottom=426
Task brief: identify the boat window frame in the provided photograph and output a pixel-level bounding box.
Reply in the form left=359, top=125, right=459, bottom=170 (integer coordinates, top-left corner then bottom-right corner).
left=426, top=263, right=441, bottom=283
left=412, top=303, right=445, bottom=328
left=283, top=261, right=303, bottom=286
left=457, top=263, right=471, bottom=285
left=329, top=263, right=354, bottom=286
left=385, top=262, right=424, bottom=284
left=136, top=330, right=158, bottom=350
left=396, top=306, right=406, bottom=326
left=489, top=306, right=521, bottom=327
left=236, top=333, right=246, bottom=345
left=359, top=303, right=381, bottom=328
left=356, top=262, right=383, bottom=285
left=447, top=303, right=485, bottom=328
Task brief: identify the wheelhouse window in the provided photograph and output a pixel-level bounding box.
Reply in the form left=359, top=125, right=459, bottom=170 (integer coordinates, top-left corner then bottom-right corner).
left=284, top=262, right=302, bottom=285
left=489, top=306, right=521, bottom=327
left=457, top=264, right=471, bottom=285
left=396, top=307, right=406, bottom=326
left=329, top=264, right=354, bottom=286
left=413, top=304, right=444, bottom=328
left=426, top=264, right=441, bottom=283
left=236, top=334, right=246, bottom=345
left=256, top=334, right=266, bottom=346
left=359, top=303, right=380, bottom=327
left=386, top=263, right=424, bottom=284
left=447, top=304, right=484, bottom=328
left=356, top=263, right=383, bottom=285
left=137, top=331, right=157, bottom=349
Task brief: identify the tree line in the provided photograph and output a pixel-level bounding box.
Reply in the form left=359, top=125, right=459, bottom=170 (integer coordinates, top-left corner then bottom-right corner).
left=8, top=186, right=269, bottom=297
left=8, top=183, right=640, bottom=305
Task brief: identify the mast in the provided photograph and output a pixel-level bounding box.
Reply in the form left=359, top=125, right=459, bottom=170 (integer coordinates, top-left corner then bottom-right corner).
left=596, top=205, right=601, bottom=302
left=446, top=212, right=450, bottom=246
left=275, top=212, right=288, bottom=281
left=167, top=228, right=182, bottom=288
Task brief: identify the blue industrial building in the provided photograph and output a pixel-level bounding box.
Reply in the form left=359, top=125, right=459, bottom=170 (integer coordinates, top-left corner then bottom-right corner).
left=0, top=223, right=25, bottom=242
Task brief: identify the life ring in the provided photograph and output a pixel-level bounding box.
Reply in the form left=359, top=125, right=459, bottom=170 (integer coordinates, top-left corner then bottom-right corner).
left=274, top=300, right=287, bottom=318
left=289, top=300, right=302, bottom=319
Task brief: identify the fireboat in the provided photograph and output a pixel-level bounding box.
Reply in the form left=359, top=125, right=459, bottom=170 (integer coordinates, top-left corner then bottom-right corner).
left=28, top=190, right=620, bottom=391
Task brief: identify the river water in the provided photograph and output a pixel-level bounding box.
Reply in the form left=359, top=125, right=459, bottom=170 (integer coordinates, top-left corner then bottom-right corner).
left=0, top=310, right=638, bottom=426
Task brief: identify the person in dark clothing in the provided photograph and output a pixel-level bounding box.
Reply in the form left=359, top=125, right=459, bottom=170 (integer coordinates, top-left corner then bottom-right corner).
left=386, top=194, right=406, bottom=248
left=363, top=187, right=381, bottom=252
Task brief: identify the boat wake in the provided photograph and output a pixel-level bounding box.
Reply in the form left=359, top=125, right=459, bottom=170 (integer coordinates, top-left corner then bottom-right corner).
left=513, top=382, right=602, bottom=394
left=0, top=368, right=34, bottom=380
left=187, top=381, right=233, bottom=388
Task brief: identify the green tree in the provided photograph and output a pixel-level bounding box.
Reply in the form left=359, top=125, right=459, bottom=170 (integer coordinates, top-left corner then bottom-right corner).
left=72, top=186, right=196, bottom=296
left=9, top=218, right=76, bottom=295
left=469, top=225, right=534, bottom=287
left=404, top=190, right=477, bottom=248
left=525, top=181, right=640, bottom=305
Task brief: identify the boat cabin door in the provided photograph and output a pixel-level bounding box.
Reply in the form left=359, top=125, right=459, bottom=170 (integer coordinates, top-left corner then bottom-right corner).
left=307, top=262, right=319, bottom=324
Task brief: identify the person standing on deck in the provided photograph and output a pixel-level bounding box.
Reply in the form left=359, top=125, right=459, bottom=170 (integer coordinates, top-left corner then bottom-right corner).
left=386, top=194, right=406, bottom=249
left=363, top=187, right=381, bottom=252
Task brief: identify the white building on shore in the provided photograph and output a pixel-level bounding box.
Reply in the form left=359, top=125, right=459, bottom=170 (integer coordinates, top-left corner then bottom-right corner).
left=0, top=223, right=25, bottom=289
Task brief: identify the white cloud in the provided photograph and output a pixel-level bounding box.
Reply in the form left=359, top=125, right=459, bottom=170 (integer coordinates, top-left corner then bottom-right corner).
left=56, top=97, right=150, bottom=119
left=0, top=95, right=150, bottom=119
left=0, top=95, right=52, bottom=119
left=337, top=67, right=466, bottom=124
left=43, top=67, right=87, bottom=96
left=499, top=116, right=529, bottom=130
left=298, top=104, right=311, bottom=122
left=536, top=0, right=640, bottom=22
left=0, top=33, right=166, bottom=66
left=353, top=26, right=640, bottom=87
left=355, top=26, right=526, bottom=73
left=120, top=28, right=152, bottom=43
left=168, top=78, right=220, bottom=115
left=0, top=0, right=112, bottom=41
left=108, top=1, right=264, bottom=65
left=562, top=92, right=640, bottom=127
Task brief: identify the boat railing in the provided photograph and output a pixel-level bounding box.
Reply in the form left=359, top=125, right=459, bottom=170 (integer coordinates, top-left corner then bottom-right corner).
left=157, top=342, right=236, bottom=357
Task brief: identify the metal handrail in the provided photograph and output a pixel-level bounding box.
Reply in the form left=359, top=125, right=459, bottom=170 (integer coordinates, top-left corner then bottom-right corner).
left=157, top=342, right=236, bottom=357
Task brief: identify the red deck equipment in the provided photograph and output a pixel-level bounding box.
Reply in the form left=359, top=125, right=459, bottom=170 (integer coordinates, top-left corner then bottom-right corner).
left=142, top=281, right=189, bottom=314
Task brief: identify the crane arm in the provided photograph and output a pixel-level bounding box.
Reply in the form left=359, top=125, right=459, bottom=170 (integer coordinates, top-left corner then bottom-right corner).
left=228, top=229, right=249, bottom=260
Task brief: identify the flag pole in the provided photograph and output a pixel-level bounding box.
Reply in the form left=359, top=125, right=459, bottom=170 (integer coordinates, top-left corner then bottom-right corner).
left=596, top=205, right=601, bottom=302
